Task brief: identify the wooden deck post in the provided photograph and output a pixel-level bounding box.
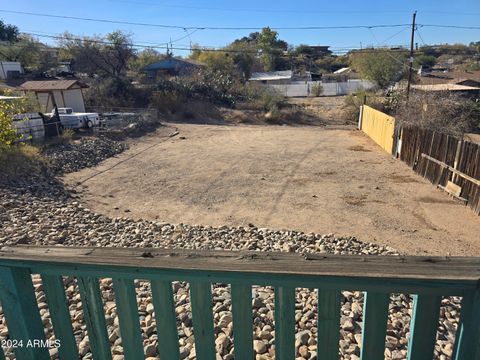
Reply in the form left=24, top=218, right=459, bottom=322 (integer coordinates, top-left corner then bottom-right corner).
left=452, top=290, right=480, bottom=360
left=0, top=267, right=49, bottom=360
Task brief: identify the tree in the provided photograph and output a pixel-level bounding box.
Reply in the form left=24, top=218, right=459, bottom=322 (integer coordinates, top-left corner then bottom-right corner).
left=0, top=91, right=38, bottom=146
left=314, top=55, right=348, bottom=73
left=414, top=54, right=436, bottom=68
left=0, top=35, right=44, bottom=71
left=59, top=31, right=135, bottom=78
left=129, top=48, right=165, bottom=73
left=226, top=40, right=258, bottom=79
left=190, top=48, right=236, bottom=74
left=0, top=20, right=19, bottom=43
left=256, top=27, right=288, bottom=71
left=349, top=49, right=407, bottom=88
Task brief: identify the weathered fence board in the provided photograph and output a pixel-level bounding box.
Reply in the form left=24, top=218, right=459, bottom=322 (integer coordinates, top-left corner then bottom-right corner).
left=0, top=267, right=49, bottom=360
left=317, top=289, right=341, bottom=359
left=150, top=280, right=181, bottom=360
left=407, top=295, right=442, bottom=360
left=360, top=292, right=389, bottom=360
left=364, top=103, right=479, bottom=216
left=360, top=105, right=396, bottom=154
left=231, top=283, right=254, bottom=359
left=399, top=125, right=480, bottom=215
left=41, top=275, right=78, bottom=359
left=275, top=286, right=296, bottom=360
left=113, top=278, right=144, bottom=359
left=77, top=276, right=112, bottom=360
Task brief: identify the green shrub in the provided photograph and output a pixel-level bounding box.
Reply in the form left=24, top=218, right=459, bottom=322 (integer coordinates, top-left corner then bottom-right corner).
left=244, top=83, right=284, bottom=112
left=311, top=83, right=324, bottom=97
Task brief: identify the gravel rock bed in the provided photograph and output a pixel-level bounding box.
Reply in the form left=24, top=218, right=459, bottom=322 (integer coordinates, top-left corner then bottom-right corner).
left=0, top=185, right=460, bottom=360
left=42, top=136, right=127, bottom=174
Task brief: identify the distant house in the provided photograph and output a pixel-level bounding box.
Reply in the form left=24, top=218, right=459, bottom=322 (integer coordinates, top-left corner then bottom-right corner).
left=249, top=70, right=293, bottom=84
left=417, top=70, right=480, bottom=86
left=333, top=67, right=351, bottom=75
left=455, top=78, right=480, bottom=88
left=0, top=62, right=23, bottom=80
left=412, top=83, right=480, bottom=96
left=145, top=57, right=204, bottom=78
left=20, top=80, right=89, bottom=113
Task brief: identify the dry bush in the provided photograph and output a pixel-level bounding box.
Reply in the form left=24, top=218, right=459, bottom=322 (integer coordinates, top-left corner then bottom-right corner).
left=391, top=91, right=480, bottom=137
left=0, top=144, right=47, bottom=184
left=242, top=83, right=285, bottom=112
left=343, top=91, right=386, bottom=123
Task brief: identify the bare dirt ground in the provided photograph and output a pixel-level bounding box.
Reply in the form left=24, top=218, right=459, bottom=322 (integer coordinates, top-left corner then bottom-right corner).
left=65, top=124, right=480, bottom=256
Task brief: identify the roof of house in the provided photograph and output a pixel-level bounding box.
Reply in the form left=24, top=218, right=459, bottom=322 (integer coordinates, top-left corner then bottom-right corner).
left=249, top=70, right=293, bottom=81
left=145, top=57, right=204, bottom=71
left=418, top=70, right=480, bottom=85
left=20, top=80, right=88, bottom=91
left=333, top=67, right=350, bottom=75
left=412, top=83, right=480, bottom=92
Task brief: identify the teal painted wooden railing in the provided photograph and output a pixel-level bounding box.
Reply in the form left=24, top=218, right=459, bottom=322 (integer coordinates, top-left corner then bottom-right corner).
left=0, top=246, right=479, bottom=360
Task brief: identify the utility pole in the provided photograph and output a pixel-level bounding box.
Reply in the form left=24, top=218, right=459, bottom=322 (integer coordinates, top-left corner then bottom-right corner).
left=406, top=10, right=417, bottom=101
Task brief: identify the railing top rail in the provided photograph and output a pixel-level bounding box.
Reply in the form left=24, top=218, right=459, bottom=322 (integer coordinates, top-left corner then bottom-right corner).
left=1, top=246, right=479, bottom=282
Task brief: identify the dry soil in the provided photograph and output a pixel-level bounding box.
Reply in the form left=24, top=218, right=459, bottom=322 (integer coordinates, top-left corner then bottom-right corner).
left=65, top=124, right=480, bottom=256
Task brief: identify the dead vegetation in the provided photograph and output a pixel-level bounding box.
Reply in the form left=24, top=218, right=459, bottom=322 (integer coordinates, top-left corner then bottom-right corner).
left=391, top=92, right=480, bottom=137
left=0, top=144, right=48, bottom=185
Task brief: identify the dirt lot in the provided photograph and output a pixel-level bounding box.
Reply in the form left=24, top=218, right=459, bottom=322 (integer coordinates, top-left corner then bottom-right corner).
left=65, top=124, right=480, bottom=256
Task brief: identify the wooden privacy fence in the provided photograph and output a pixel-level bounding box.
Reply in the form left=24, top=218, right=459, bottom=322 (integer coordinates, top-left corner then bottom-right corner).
left=1, top=246, right=480, bottom=359
left=359, top=106, right=480, bottom=215
left=359, top=105, right=396, bottom=154
left=399, top=127, right=480, bottom=215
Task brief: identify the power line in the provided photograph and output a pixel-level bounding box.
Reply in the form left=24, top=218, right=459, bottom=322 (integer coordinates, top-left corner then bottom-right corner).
left=107, top=1, right=413, bottom=15
left=419, top=24, right=480, bottom=30
left=21, top=31, right=415, bottom=56
left=367, top=27, right=413, bottom=72
left=0, top=9, right=411, bottom=31
left=415, top=28, right=428, bottom=47
left=105, top=2, right=480, bottom=17
left=17, top=29, right=411, bottom=53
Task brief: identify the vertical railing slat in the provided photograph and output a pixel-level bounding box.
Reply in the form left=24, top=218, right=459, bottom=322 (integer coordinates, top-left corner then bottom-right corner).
left=407, top=294, right=442, bottom=360
left=113, top=278, right=144, bottom=359
left=0, top=267, right=49, bottom=360
left=453, top=290, right=480, bottom=360
left=275, top=286, right=296, bottom=360
left=317, top=289, right=341, bottom=359
left=77, top=277, right=112, bottom=360
left=231, top=283, right=254, bottom=359
left=360, top=292, right=389, bottom=360
left=150, top=280, right=180, bottom=360
left=42, top=275, right=78, bottom=359
left=190, top=282, right=215, bottom=360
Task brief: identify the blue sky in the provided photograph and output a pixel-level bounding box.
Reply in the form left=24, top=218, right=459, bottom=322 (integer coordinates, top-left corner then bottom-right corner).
left=1, top=0, right=479, bottom=56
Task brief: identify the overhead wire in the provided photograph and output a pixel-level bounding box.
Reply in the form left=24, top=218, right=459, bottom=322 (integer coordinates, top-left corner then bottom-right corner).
left=20, top=31, right=417, bottom=56
left=0, top=9, right=412, bottom=31
left=103, top=2, right=480, bottom=17
left=415, top=27, right=428, bottom=47
left=367, top=27, right=414, bottom=72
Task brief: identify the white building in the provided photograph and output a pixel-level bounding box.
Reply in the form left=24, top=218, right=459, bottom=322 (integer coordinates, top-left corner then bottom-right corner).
left=20, top=80, right=89, bottom=113
left=249, top=70, right=293, bottom=84
left=0, top=62, right=23, bottom=80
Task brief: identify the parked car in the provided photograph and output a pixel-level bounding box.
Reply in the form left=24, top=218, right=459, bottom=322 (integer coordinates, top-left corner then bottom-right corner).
left=50, top=108, right=100, bottom=129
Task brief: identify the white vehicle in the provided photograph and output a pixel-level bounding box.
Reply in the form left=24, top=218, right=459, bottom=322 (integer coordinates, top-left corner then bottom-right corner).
left=51, top=107, right=100, bottom=129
